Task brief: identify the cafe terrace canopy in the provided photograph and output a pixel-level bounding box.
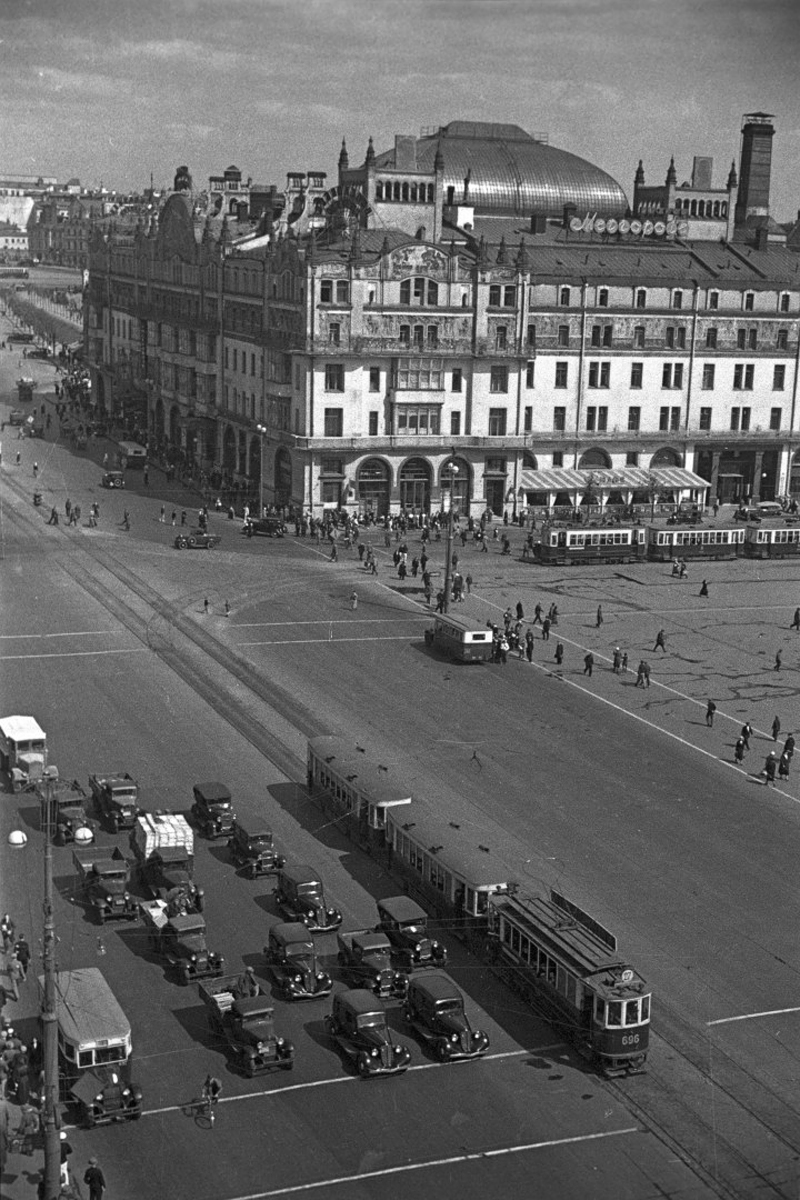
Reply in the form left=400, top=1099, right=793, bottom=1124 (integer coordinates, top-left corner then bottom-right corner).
left=518, top=465, right=709, bottom=503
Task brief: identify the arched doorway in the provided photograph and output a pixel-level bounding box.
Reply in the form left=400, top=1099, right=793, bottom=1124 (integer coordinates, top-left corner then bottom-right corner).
left=222, top=426, right=236, bottom=475
left=650, top=447, right=683, bottom=468
left=357, top=458, right=391, bottom=518
left=522, top=451, right=538, bottom=469
left=578, top=448, right=611, bottom=469
left=439, top=457, right=471, bottom=517
left=275, top=447, right=292, bottom=508
left=399, top=457, right=431, bottom=513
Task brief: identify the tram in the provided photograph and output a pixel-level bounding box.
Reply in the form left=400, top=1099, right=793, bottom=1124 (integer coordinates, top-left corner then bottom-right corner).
left=534, top=526, right=646, bottom=566
left=486, top=890, right=650, bottom=1075
left=744, top=525, right=800, bottom=559
left=647, top=526, right=744, bottom=561
left=307, top=735, right=413, bottom=852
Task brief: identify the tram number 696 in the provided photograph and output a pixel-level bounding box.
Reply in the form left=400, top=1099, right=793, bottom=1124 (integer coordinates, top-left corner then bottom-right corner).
left=622, top=1034, right=640, bottom=1046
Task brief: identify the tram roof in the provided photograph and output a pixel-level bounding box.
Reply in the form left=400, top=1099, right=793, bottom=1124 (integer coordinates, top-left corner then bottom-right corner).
left=518, top=466, right=708, bottom=493
left=493, top=894, right=645, bottom=987
left=309, top=736, right=413, bottom=808
left=388, top=799, right=517, bottom=889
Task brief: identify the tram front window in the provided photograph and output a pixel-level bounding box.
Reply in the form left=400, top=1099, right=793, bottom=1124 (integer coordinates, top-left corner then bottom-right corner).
left=606, top=1001, right=622, bottom=1027
left=625, top=1000, right=639, bottom=1025
left=642, top=995, right=651, bottom=1021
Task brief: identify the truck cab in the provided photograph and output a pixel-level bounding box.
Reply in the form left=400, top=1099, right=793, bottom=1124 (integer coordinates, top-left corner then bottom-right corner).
left=375, top=896, right=447, bottom=971
left=275, top=864, right=342, bottom=932
left=73, top=846, right=137, bottom=923
left=89, top=772, right=140, bottom=830
left=191, top=781, right=236, bottom=839
left=265, top=922, right=333, bottom=1000
left=145, top=847, right=203, bottom=912
left=142, top=905, right=223, bottom=985
left=50, top=781, right=94, bottom=846
left=198, top=975, right=295, bottom=1075
left=0, top=715, right=48, bottom=792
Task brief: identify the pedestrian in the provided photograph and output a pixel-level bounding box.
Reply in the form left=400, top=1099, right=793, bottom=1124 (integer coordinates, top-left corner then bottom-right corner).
left=764, top=752, right=777, bottom=787
left=143, top=468, right=149, bottom=486
left=734, top=737, right=746, bottom=765
left=14, top=936, right=30, bottom=981
left=47, top=506, right=59, bottom=525
left=411, top=556, right=419, bottom=577
left=465, top=574, right=473, bottom=595
left=84, top=1157, right=107, bottom=1200
left=435, top=590, right=444, bottom=613
left=643, top=661, right=651, bottom=687
left=774, top=649, right=782, bottom=671
left=33, top=461, right=38, bottom=477
left=1, top=914, right=15, bottom=953
left=15, top=450, right=20, bottom=465
left=679, top=560, right=688, bottom=579
left=532, top=602, right=543, bottom=626
left=330, top=542, right=338, bottom=562
left=370, top=558, right=378, bottom=576
left=498, top=634, right=509, bottom=665
left=635, top=661, right=646, bottom=688
left=102, top=452, right=108, bottom=468
left=699, top=579, right=709, bottom=597
left=583, top=652, right=594, bottom=676
left=65, top=498, right=72, bottom=520
left=515, top=600, right=524, bottom=621
left=548, top=603, right=558, bottom=625
left=653, top=629, right=666, bottom=653
left=122, top=510, right=130, bottom=530
left=772, top=715, right=781, bottom=741
left=784, top=733, right=795, bottom=760
left=741, top=721, right=753, bottom=750
left=706, top=700, right=717, bottom=727
left=350, top=591, right=358, bottom=611
left=596, top=605, right=603, bottom=628
left=554, top=641, right=564, bottom=666
left=779, top=752, right=791, bottom=781
left=159, top=505, right=165, bottom=523
left=171, top=510, right=176, bottom=527
left=621, top=652, right=628, bottom=673
left=541, top=617, right=551, bottom=641
left=203, top=597, right=209, bottom=615
left=525, top=630, right=534, bottom=663
left=224, top=601, right=230, bottom=618
left=612, top=647, right=622, bottom=674
left=791, top=608, right=800, bottom=631
left=181, top=510, right=187, bottom=526
left=398, top=561, right=407, bottom=580
left=357, top=542, right=366, bottom=562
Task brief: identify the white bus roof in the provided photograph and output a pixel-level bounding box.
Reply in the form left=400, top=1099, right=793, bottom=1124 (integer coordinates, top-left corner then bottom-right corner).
left=41, top=967, right=131, bottom=1047
left=0, top=715, right=46, bottom=742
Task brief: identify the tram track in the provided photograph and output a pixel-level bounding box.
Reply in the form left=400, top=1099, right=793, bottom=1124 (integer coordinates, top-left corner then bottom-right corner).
left=6, top=498, right=800, bottom=1198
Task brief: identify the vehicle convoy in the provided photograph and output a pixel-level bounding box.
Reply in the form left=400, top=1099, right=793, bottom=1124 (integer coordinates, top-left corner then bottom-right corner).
left=264, top=922, right=333, bottom=1000
left=228, top=819, right=285, bottom=877
left=140, top=899, right=224, bottom=985
left=402, top=973, right=489, bottom=1060
left=89, top=772, right=140, bottom=830
left=130, top=812, right=204, bottom=912
left=274, top=864, right=342, bottom=932
left=199, top=974, right=295, bottom=1075
left=191, top=782, right=236, bottom=839
left=50, top=780, right=95, bottom=845
left=0, top=715, right=48, bottom=792
left=325, top=989, right=412, bottom=1078
left=47, top=967, right=143, bottom=1127
left=375, top=896, right=448, bottom=971
left=72, top=847, right=138, bottom=923
left=336, top=930, right=408, bottom=999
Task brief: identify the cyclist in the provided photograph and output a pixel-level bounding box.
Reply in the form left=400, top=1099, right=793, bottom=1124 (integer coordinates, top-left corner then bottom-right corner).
left=202, top=1074, right=222, bottom=1107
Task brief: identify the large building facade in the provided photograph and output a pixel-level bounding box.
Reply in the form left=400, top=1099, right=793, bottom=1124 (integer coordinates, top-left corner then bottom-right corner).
left=85, top=118, right=800, bottom=517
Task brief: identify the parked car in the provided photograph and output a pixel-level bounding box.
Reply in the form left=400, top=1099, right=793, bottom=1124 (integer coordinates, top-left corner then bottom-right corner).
left=101, top=471, right=125, bottom=489
left=325, top=989, right=412, bottom=1078
left=174, top=532, right=221, bottom=550
left=337, top=930, right=408, bottom=999
left=375, top=896, right=447, bottom=971
left=402, top=973, right=489, bottom=1060
left=274, top=864, right=342, bottom=933
left=228, top=820, right=285, bottom=878
left=191, top=782, right=236, bottom=839
left=242, top=516, right=286, bottom=538
left=264, top=922, right=333, bottom=1000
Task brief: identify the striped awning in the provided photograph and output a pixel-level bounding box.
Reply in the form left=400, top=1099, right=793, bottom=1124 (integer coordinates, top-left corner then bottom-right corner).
left=518, top=466, right=709, bottom=493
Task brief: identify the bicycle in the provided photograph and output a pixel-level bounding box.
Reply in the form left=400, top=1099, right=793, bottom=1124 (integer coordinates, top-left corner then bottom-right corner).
left=199, top=1076, right=222, bottom=1127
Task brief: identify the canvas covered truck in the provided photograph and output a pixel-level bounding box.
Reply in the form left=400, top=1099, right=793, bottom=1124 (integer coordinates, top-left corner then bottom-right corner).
left=130, top=812, right=204, bottom=912
left=89, top=772, right=140, bottom=831
left=0, top=715, right=48, bottom=792
left=140, top=899, right=224, bottom=985
left=199, top=974, right=295, bottom=1075
left=73, top=846, right=138, bottom=923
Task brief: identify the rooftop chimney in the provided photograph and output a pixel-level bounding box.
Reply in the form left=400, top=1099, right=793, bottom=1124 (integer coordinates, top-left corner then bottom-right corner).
left=735, top=112, right=775, bottom=227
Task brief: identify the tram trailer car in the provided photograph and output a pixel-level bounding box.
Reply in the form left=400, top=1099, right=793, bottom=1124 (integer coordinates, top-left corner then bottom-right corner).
left=647, top=526, right=744, bottom=562
left=534, top=527, right=646, bottom=566
left=486, top=890, right=650, bottom=1076
left=744, top=525, right=800, bottom=559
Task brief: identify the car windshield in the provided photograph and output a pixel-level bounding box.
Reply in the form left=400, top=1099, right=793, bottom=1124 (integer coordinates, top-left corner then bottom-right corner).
left=400, top=922, right=424, bottom=933
left=434, top=999, right=463, bottom=1014
left=356, top=1012, right=386, bottom=1031
left=248, top=834, right=273, bottom=848
left=296, top=883, right=322, bottom=898
left=285, top=942, right=313, bottom=958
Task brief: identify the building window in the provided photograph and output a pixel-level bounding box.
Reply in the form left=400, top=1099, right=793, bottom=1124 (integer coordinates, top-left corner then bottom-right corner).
left=748, top=328, right=758, bottom=350
left=591, top=324, right=601, bottom=347
left=557, top=324, right=569, bottom=347
left=488, top=408, right=507, bottom=436
left=413, top=324, right=424, bottom=349
left=524, top=406, right=533, bottom=432
left=489, top=284, right=501, bottom=307
left=452, top=368, right=463, bottom=393
left=527, top=323, right=536, bottom=348
left=773, top=365, right=786, bottom=391
left=699, top=406, right=712, bottom=430
left=666, top=326, right=675, bottom=349
left=553, top=407, right=566, bottom=431
left=336, top=281, right=349, bottom=304
left=400, top=277, right=439, bottom=306
left=450, top=411, right=461, bottom=435
left=526, top=360, right=535, bottom=388
left=736, top=328, right=746, bottom=350
left=708, top=290, right=719, bottom=310
left=496, top=325, right=508, bottom=350
left=320, top=280, right=332, bottom=303
left=329, top=322, right=340, bottom=345
left=779, top=292, right=790, bottom=313
left=630, top=363, right=643, bottom=389
left=369, top=367, right=380, bottom=392
left=603, top=324, right=613, bottom=347
left=324, top=363, right=344, bottom=391
left=777, top=329, right=788, bottom=350
left=559, top=286, right=571, bottom=306
left=744, top=292, right=754, bottom=311
left=670, top=406, right=680, bottom=431
left=741, top=406, right=751, bottom=431
left=489, top=284, right=516, bottom=307
left=324, top=407, right=343, bottom=436
left=427, top=325, right=439, bottom=349
left=399, top=324, right=410, bottom=346
left=706, top=327, right=717, bottom=349
left=395, top=357, right=444, bottom=389
left=628, top=406, right=641, bottom=431
left=396, top=406, right=441, bottom=435
left=588, top=362, right=610, bottom=388
left=659, top=407, right=669, bottom=431
left=702, top=364, right=715, bottom=390
left=586, top=406, right=596, bottom=431
left=770, top=407, right=782, bottom=430
left=635, top=288, right=647, bottom=309
left=730, top=407, right=740, bottom=431
left=368, top=411, right=378, bottom=435
left=552, top=450, right=564, bottom=466
left=733, top=363, right=754, bottom=390
left=555, top=361, right=568, bottom=388
left=662, top=363, right=684, bottom=388
left=490, top=365, right=509, bottom=393
left=633, top=325, right=645, bottom=349
left=598, top=288, right=609, bottom=307
left=672, top=289, right=683, bottom=309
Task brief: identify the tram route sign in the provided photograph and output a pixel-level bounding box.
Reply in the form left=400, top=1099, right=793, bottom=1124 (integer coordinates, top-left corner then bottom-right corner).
left=551, top=889, right=617, bottom=953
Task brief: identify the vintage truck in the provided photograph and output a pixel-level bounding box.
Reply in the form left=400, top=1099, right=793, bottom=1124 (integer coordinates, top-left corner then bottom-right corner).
left=325, top=989, right=412, bottom=1078
left=375, top=896, right=448, bottom=971
left=402, top=973, right=490, bottom=1061
left=336, top=930, right=408, bottom=1000
left=72, top=846, right=138, bottom=923
left=199, top=974, right=295, bottom=1075
left=228, top=819, right=285, bottom=878
left=46, top=967, right=143, bottom=1128
left=191, top=782, right=236, bottom=839
left=274, top=864, right=342, bottom=933
left=140, top=899, right=224, bottom=985
left=130, top=812, right=204, bottom=912
left=50, top=780, right=95, bottom=846
left=89, top=772, right=140, bottom=831
left=0, top=715, right=48, bottom=792
left=264, top=922, right=333, bottom=1000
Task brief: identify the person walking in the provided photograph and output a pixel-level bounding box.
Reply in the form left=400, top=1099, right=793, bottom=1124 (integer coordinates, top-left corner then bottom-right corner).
left=515, top=600, right=524, bottom=621
left=734, top=737, right=746, bottom=765
left=525, top=630, right=534, bottom=663
left=643, top=660, right=652, bottom=687
left=350, top=591, right=358, bottom=611
left=772, top=715, right=781, bottom=741
left=706, top=700, right=717, bottom=727
left=203, top=597, right=209, bottom=616
left=583, top=652, right=594, bottom=677
left=612, top=647, right=622, bottom=674
left=699, top=579, right=709, bottom=597
left=621, top=651, right=628, bottom=673
left=47, top=506, right=59, bottom=525
left=741, top=721, right=753, bottom=750
left=779, top=752, right=791, bottom=781
left=159, top=505, right=165, bottom=524
left=13, top=935, right=30, bottom=981
left=541, top=617, right=551, bottom=641
left=171, top=510, right=177, bottom=527
left=784, top=733, right=795, bottom=760
left=122, top=510, right=130, bottom=530
left=330, top=542, right=338, bottom=563
left=84, top=1157, right=107, bottom=1200
left=791, top=607, right=800, bottom=631
left=554, top=641, right=564, bottom=666
left=775, top=649, right=782, bottom=671
left=224, top=601, right=230, bottom=618
left=33, top=461, right=38, bottom=477
left=653, top=629, right=666, bottom=653
left=764, top=752, right=778, bottom=787
left=635, top=661, right=646, bottom=687
left=465, top=573, right=473, bottom=595
left=596, top=605, right=603, bottom=628
left=1, top=914, right=15, bottom=953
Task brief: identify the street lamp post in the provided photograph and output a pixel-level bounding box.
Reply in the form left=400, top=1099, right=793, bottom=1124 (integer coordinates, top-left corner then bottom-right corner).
left=442, top=456, right=459, bottom=614
left=256, top=424, right=267, bottom=518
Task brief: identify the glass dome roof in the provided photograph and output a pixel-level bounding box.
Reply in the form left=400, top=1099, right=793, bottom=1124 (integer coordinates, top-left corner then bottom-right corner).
left=374, top=121, right=629, bottom=219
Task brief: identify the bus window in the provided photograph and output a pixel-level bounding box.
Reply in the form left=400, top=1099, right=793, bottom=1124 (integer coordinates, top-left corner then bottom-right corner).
left=595, top=996, right=605, bottom=1022
left=625, top=1000, right=639, bottom=1025
left=476, top=892, right=489, bottom=915
left=641, top=995, right=651, bottom=1021
left=78, top=1050, right=94, bottom=1068
left=606, top=1001, right=622, bottom=1027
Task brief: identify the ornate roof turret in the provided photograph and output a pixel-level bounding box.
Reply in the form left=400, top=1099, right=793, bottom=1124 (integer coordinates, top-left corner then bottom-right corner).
left=515, top=237, right=529, bottom=270
left=338, top=139, right=349, bottom=171
left=477, top=235, right=489, bottom=267
left=666, top=156, right=677, bottom=186
left=365, top=137, right=375, bottom=165
left=495, top=236, right=507, bottom=265
left=634, top=159, right=645, bottom=186
left=727, top=160, right=738, bottom=189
